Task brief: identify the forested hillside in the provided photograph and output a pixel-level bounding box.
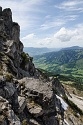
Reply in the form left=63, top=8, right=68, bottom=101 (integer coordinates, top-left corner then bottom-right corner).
left=34, top=48, right=83, bottom=81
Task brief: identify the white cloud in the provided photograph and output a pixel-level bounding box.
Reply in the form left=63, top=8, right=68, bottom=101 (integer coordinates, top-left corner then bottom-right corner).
left=40, top=19, right=65, bottom=30
left=40, top=13, right=78, bottom=31
left=54, top=27, right=78, bottom=42
left=21, top=33, right=52, bottom=47
left=62, top=1, right=82, bottom=7
left=55, top=0, right=83, bottom=12
left=22, top=33, right=35, bottom=40
left=22, top=26, right=83, bottom=48
left=64, top=15, right=78, bottom=21
left=45, top=15, right=51, bottom=19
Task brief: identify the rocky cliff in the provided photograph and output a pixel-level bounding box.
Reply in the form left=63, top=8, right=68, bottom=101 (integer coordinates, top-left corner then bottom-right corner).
left=0, top=7, right=83, bottom=125
left=0, top=6, right=35, bottom=78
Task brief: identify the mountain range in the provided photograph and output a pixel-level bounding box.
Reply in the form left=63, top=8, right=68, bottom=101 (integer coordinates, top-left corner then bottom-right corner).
left=34, top=46, right=83, bottom=81
left=61, top=46, right=83, bottom=50
left=24, top=46, right=82, bottom=56
left=24, top=47, right=61, bottom=56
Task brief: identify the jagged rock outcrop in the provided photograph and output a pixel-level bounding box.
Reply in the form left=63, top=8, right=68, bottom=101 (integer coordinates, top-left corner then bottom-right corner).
left=0, top=96, right=21, bottom=125
left=0, top=75, right=62, bottom=125
left=18, top=77, right=65, bottom=125
left=0, top=7, right=83, bottom=125
left=52, top=77, right=65, bottom=96
left=0, top=7, right=35, bottom=78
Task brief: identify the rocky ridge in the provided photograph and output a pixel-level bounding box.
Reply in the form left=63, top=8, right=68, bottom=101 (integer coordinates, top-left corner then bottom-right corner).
left=0, top=6, right=35, bottom=78
left=0, top=7, right=83, bottom=125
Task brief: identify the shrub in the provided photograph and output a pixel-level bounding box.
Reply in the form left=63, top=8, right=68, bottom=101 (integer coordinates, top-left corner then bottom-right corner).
left=21, top=52, right=29, bottom=69
left=5, top=73, right=13, bottom=82
left=30, top=56, right=33, bottom=62
left=22, top=119, right=29, bottom=125
left=0, top=52, right=4, bottom=56
left=21, top=52, right=29, bottom=63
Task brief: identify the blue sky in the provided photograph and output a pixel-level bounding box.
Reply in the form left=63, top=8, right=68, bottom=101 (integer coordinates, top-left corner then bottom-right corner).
left=0, top=0, right=83, bottom=48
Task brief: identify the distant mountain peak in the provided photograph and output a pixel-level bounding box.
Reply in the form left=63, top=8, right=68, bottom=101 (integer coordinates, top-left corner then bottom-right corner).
left=61, top=46, right=83, bottom=51
left=24, top=47, right=61, bottom=56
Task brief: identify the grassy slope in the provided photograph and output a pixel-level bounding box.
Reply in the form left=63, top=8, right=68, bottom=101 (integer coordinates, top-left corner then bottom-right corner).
left=34, top=49, right=83, bottom=82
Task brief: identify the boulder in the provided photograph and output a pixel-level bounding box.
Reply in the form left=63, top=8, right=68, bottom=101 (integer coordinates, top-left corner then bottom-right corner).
left=18, top=96, right=26, bottom=113
left=29, top=119, right=41, bottom=125
left=0, top=96, right=21, bottom=125
left=27, top=101, right=43, bottom=117
left=0, top=78, right=19, bottom=112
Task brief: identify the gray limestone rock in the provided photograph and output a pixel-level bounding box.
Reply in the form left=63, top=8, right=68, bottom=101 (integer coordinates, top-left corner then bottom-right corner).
left=18, top=96, right=26, bottom=113
left=29, top=119, right=41, bottom=125
left=0, top=78, right=19, bottom=112
left=12, top=22, right=20, bottom=41
left=18, top=77, right=65, bottom=125
left=0, top=18, right=5, bottom=32
left=52, top=78, right=65, bottom=96
left=0, top=7, right=34, bottom=78
left=27, top=101, right=43, bottom=117
left=0, top=96, right=21, bottom=125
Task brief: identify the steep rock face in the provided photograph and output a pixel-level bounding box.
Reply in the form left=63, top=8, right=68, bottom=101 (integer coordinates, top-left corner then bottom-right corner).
left=0, top=96, right=21, bottom=125
left=2, top=8, right=12, bottom=39
left=0, top=7, right=35, bottom=78
left=52, top=77, right=65, bottom=96
left=0, top=76, right=19, bottom=111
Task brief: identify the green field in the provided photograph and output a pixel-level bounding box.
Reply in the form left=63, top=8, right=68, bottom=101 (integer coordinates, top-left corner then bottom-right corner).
left=34, top=49, right=83, bottom=83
